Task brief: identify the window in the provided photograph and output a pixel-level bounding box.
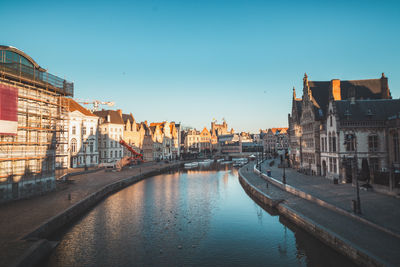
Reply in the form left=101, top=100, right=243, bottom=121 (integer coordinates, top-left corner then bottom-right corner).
left=90, top=127, right=94, bottom=135
left=345, top=134, right=356, bottom=152
left=119, top=150, right=122, bottom=157
left=333, top=158, right=337, bottom=173
left=328, top=133, right=332, bottom=152
left=110, top=151, right=113, bottom=158
left=71, top=139, right=77, bottom=153
left=332, top=135, right=336, bottom=152
left=82, top=127, right=86, bottom=135
left=103, top=151, right=106, bottom=158
left=89, top=141, right=94, bottom=153
left=368, top=135, right=378, bottom=152
left=394, top=133, right=399, bottom=162
left=72, top=126, right=76, bottom=135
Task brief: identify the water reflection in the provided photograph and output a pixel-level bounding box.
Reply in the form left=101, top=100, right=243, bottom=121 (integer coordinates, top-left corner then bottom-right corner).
left=44, top=165, right=356, bottom=267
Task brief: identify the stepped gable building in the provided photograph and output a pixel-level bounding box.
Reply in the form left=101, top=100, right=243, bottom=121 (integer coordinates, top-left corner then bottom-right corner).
left=122, top=113, right=145, bottom=154
left=288, top=73, right=391, bottom=176
left=143, top=122, right=163, bottom=161
left=94, top=109, right=124, bottom=164
left=199, top=127, right=212, bottom=152
left=63, top=98, right=98, bottom=168
left=0, top=45, right=73, bottom=202
left=262, top=128, right=289, bottom=155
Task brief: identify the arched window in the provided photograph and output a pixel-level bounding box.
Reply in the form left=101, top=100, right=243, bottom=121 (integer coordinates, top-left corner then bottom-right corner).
left=71, top=138, right=77, bottom=153
left=393, top=132, right=399, bottom=162
left=332, top=133, right=336, bottom=152
left=328, top=133, right=332, bottom=152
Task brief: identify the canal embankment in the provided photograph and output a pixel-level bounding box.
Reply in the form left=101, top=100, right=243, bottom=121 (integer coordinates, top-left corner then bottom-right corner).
left=238, top=163, right=400, bottom=267
left=0, top=161, right=182, bottom=267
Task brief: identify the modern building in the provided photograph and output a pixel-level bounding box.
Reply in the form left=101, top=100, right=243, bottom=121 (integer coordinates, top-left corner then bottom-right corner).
left=0, top=45, right=73, bottom=201
left=218, top=134, right=241, bottom=154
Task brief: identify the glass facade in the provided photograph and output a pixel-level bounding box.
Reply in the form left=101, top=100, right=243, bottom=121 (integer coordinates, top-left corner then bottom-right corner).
left=0, top=47, right=73, bottom=96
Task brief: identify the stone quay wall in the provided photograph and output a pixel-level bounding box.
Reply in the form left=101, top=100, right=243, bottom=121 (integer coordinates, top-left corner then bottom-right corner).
left=238, top=167, right=384, bottom=267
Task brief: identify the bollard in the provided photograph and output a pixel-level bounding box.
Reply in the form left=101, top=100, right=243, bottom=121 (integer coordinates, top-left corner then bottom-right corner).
left=352, top=200, right=357, bottom=213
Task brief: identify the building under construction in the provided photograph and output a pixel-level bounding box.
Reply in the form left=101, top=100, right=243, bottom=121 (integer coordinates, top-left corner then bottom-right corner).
left=0, top=45, right=73, bottom=202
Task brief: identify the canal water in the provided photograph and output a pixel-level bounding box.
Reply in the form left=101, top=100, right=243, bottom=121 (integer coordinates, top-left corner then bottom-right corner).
left=44, top=165, right=356, bottom=267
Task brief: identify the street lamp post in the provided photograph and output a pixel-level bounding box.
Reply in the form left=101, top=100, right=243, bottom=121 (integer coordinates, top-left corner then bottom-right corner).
left=283, top=158, right=286, bottom=184
left=281, top=154, right=286, bottom=184
left=345, top=134, right=361, bottom=214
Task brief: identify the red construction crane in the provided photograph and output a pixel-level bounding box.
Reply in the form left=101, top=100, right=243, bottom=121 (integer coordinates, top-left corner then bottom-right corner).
left=115, top=139, right=144, bottom=171
left=119, top=139, right=143, bottom=162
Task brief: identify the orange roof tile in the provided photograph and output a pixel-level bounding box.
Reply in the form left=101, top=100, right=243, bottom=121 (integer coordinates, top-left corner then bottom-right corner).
left=62, top=98, right=96, bottom=117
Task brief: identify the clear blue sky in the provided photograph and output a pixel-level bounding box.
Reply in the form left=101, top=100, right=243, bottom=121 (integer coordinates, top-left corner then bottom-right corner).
left=1, top=0, right=399, bottom=133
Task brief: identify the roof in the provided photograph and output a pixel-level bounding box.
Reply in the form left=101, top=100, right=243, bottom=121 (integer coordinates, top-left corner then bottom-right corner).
left=61, top=98, right=96, bottom=117
left=335, top=99, right=400, bottom=122
left=93, top=110, right=124, bottom=124
left=122, top=113, right=135, bottom=124
left=308, top=78, right=389, bottom=119
left=0, top=45, right=45, bottom=71
left=269, top=128, right=288, bottom=135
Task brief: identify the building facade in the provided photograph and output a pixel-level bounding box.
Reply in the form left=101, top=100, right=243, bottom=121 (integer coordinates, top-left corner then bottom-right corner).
left=94, top=109, right=124, bottom=164
left=65, top=98, right=98, bottom=168
left=0, top=45, right=73, bottom=201
left=288, top=73, right=394, bottom=183
left=262, top=128, right=289, bottom=155
left=122, top=113, right=145, bottom=156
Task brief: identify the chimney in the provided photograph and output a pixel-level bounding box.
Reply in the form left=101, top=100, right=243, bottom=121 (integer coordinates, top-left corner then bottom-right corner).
left=380, top=73, right=391, bottom=99
left=117, top=109, right=122, bottom=117
left=330, top=79, right=341, bottom=101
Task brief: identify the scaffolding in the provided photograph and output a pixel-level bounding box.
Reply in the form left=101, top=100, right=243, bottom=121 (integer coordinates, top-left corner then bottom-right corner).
left=0, top=51, right=73, bottom=201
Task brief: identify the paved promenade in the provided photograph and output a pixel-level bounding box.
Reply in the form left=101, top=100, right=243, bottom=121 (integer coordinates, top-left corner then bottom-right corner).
left=0, top=162, right=179, bottom=267
left=260, top=160, right=400, bottom=236
left=240, top=161, right=400, bottom=266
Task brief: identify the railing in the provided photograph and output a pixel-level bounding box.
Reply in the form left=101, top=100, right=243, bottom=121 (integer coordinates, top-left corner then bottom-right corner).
left=0, top=62, right=73, bottom=96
